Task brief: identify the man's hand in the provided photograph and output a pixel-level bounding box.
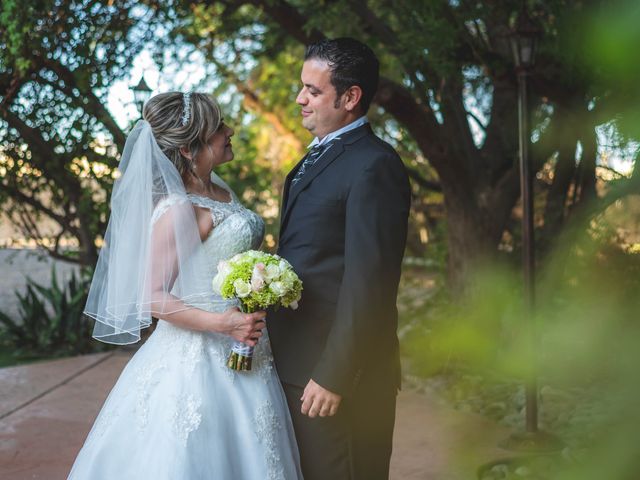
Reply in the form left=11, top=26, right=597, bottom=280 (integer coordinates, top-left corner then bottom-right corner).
left=301, top=379, right=342, bottom=418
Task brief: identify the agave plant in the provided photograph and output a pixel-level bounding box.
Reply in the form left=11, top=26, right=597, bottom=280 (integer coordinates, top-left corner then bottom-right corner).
left=0, top=266, right=110, bottom=360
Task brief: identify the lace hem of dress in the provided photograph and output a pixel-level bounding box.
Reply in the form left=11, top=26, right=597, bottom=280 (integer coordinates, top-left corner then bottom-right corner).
left=255, top=400, right=286, bottom=480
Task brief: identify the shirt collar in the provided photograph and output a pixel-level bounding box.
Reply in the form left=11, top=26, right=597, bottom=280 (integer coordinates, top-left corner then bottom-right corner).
left=307, top=116, right=369, bottom=149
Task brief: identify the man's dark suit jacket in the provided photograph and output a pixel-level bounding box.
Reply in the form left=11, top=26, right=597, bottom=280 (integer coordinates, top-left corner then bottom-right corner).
left=268, top=123, right=411, bottom=397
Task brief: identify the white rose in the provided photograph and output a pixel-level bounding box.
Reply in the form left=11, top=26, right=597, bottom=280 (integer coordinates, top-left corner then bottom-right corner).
left=217, top=260, right=232, bottom=276
left=289, top=300, right=299, bottom=310
left=263, top=264, right=281, bottom=282
left=252, top=264, right=265, bottom=278
left=233, top=279, right=251, bottom=298
left=278, top=260, right=288, bottom=272
left=251, top=276, right=265, bottom=292
left=269, top=281, right=286, bottom=297
left=212, top=273, right=224, bottom=293
left=251, top=264, right=266, bottom=291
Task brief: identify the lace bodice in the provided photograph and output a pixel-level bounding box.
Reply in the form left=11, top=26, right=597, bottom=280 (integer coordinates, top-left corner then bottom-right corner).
left=188, top=193, right=265, bottom=275
left=150, top=184, right=265, bottom=313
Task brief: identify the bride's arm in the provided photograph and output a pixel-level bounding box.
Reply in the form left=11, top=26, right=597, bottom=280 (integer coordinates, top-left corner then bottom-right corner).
left=152, top=304, right=265, bottom=347
left=147, top=202, right=265, bottom=345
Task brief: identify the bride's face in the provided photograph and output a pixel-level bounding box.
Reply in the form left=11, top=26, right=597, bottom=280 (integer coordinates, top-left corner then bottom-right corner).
left=195, top=121, right=235, bottom=174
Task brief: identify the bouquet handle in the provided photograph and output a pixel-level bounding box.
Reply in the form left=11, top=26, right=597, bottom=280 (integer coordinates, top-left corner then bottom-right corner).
left=227, top=304, right=255, bottom=371
left=227, top=342, right=254, bottom=371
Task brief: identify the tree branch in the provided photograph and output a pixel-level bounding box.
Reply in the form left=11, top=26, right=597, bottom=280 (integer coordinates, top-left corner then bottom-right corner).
left=405, top=164, right=442, bottom=192
left=210, top=57, right=304, bottom=152
left=576, top=122, right=597, bottom=207
left=481, top=77, right=518, bottom=179
left=225, top=0, right=456, bottom=187
left=1, top=183, right=80, bottom=237
left=1, top=108, right=55, bottom=158
left=349, top=0, right=432, bottom=95
left=0, top=72, right=29, bottom=115
left=466, top=109, right=487, bottom=131
left=40, top=57, right=126, bottom=147
left=439, top=78, right=481, bottom=178
left=442, top=2, right=490, bottom=66
left=217, top=0, right=324, bottom=45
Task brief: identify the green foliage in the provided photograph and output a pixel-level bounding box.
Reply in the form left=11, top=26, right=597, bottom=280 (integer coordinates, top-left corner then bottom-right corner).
left=0, top=267, right=110, bottom=360
left=2, top=0, right=637, bottom=288
left=166, top=0, right=640, bottom=286
left=0, top=0, right=157, bottom=263
left=399, top=191, right=640, bottom=477
left=578, top=0, right=640, bottom=141
left=0, top=0, right=51, bottom=73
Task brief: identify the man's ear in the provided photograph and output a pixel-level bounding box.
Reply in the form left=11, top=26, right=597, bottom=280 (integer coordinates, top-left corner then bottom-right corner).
left=179, top=146, right=192, bottom=160
left=343, top=86, right=363, bottom=113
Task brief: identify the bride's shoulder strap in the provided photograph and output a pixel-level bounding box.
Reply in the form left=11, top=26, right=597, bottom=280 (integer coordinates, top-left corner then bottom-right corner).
left=151, top=194, right=189, bottom=226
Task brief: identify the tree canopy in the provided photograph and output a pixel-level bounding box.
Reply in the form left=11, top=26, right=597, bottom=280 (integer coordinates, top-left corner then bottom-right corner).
left=1, top=0, right=637, bottom=288
left=0, top=0, right=156, bottom=263
left=169, top=0, right=637, bottom=286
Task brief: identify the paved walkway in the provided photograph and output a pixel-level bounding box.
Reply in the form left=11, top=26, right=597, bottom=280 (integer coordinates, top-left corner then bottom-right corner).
left=0, top=352, right=513, bottom=479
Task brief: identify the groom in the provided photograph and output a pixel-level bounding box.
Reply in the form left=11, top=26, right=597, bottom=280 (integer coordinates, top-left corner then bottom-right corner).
left=268, top=37, right=411, bottom=480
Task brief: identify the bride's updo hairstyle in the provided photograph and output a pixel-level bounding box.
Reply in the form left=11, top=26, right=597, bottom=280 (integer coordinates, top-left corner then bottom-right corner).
left=142, top=92, right=222, bottom=178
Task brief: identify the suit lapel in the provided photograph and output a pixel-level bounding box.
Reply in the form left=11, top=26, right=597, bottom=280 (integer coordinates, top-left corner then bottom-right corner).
left=279, top=153, right=308, bottom=229
left=279, top=123, right=373, bottom=233
left=280, top=142, right=344, bottom=231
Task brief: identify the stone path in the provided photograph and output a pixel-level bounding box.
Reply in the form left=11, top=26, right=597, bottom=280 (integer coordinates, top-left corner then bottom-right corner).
left=0, top=352, right=514, bottom=479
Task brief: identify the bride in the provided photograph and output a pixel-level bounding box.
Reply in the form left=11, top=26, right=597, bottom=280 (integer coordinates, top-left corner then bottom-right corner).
left=68, top=92, right=303, bottom=479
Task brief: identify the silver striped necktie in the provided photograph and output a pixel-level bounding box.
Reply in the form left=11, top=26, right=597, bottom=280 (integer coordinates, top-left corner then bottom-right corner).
left=291, top=141, right=335, bottom=187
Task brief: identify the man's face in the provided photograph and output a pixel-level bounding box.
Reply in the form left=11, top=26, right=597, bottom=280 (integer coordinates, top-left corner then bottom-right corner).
left=296, top=59, right=350, bottom=139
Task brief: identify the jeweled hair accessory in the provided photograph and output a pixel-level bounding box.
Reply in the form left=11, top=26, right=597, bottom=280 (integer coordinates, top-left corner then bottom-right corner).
left=181, top=92, right=191, bottom=126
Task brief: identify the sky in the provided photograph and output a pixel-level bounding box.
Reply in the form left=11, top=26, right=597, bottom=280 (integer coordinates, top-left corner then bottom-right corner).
left=106, top=49, right=212, bottom=129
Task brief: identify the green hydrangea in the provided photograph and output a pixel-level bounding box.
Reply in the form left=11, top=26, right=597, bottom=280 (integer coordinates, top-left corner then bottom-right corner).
left=214, top=250, right=303, bottom=313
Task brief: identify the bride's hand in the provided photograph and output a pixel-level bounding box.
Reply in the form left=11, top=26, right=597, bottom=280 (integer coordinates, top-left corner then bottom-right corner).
left=220, top=307, right=266, bottom=346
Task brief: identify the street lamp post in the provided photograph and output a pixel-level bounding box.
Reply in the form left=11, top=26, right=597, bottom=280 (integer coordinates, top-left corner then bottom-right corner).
left=132, top=76, right=152, bottom=118
left=501, top=5, right=564, bottom=453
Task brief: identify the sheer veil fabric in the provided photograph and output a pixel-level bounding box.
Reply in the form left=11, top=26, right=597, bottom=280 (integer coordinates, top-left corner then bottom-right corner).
left=86, top=120, right=211, bottom=344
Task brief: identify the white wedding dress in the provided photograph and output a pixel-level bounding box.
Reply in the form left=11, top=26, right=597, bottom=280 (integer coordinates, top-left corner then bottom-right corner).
left=69, top=185, right=303, bottom=479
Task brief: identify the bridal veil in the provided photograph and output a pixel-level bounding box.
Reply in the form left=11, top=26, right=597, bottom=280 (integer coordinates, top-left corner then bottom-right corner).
left=85, top=120, right=211, bottom=344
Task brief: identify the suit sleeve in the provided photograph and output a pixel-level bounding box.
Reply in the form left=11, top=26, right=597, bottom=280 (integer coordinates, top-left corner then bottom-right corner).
left=310, top=152, right=411, bottom=395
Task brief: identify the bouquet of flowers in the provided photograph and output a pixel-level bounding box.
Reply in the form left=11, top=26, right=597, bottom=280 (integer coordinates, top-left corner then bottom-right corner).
left=212, top=250, right=303, bottom=371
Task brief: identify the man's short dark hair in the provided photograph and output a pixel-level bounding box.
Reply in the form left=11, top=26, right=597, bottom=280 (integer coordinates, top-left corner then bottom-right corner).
left=304, top=37, right=379, bottom=114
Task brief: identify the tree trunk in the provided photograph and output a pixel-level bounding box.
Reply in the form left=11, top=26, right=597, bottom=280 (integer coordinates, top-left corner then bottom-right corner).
left=541, top=144, right=578, bottom=246
left=442, top=183, right=508, bottom=294
left=577, top=125, right=598, bottom=206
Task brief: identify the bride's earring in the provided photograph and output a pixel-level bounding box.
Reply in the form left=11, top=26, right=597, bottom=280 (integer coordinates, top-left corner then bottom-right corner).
left=179, top=147, right=201, bottom=185
left=190, top=159, right=200, bottom=182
